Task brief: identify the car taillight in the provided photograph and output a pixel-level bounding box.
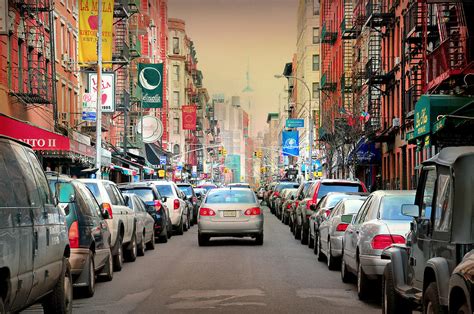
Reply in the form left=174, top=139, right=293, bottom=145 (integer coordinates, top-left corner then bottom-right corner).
left=306, top=200, right=313, bottom=209
left=325, top=209, right=331, bottom=217
left=154, top=200, right=162, bottom=213
left=174, top=199, right=180, bottom=210
left=336, top=223, right=349, bottom=232
left=102, top=202, right=113, bottom=219
left=244, top=207, right=261, bottom=216
left=286, top=203, right=291, bottom=209
left=371, top=234, right=406, bottom=250
left=199, top=207, right=216, bottom=216
left=68, top=220, right=79, bottom=248
left=273, top=192, right=280, bottom=197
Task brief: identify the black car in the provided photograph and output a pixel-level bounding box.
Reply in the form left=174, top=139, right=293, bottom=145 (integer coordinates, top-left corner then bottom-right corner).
left=177, top=183, right=198, bottom=225
left=119, top=182, right=172, bottom=243
left=449, top=250, right=474, bottom=313
left=48, top=175, right=113, bottom=297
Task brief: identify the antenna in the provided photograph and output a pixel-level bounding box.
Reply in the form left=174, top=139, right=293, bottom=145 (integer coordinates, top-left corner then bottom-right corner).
left=242, top=59, right=254, bottom=93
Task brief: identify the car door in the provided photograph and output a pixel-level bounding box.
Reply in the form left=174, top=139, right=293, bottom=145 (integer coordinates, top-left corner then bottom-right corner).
left=0, top=142, right=34, bottom=310
left=345, top=196, right=372, bottom=270
left=112, top=185, right=134, bottom=237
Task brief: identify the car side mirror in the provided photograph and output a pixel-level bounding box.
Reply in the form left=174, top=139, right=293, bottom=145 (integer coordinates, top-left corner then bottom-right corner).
left=161, top=196, right=168, bottom=203
left=341, top=214, right=354, bottom=224
left=291, top=195, right=295, bottom=200
left=402, top=204, right=419, bottom=218
left=123, top=195, right=130, bottom=206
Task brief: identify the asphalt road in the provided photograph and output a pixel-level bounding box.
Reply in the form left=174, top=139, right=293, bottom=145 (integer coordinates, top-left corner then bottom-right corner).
left=25, top=206, right=382, bottom=314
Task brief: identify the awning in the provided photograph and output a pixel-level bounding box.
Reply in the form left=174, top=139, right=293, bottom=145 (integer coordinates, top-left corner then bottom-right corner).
left=348, top=138, right=381, bottom=165
left=145, top=143, right=171, bottom=166
left=110, top=164, right=137, bottom=176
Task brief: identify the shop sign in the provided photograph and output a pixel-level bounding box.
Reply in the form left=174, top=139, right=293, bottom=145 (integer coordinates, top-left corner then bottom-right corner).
left=414, top=101, right=430, bottom=138
left=88, top=72, right=115, bottom=113
left=82, top=92, right=97, bottom=121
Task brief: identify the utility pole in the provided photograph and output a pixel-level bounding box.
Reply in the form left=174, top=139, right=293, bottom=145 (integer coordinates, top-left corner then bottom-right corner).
left=95, top=0, right=103, bottom=178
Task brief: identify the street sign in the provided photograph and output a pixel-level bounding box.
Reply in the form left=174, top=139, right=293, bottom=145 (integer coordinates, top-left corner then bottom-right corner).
left=82, top=111, right=97, bottom=121
left=159, top=155, right=167, bottom=165
left=286, top=119, right=304, bottom=128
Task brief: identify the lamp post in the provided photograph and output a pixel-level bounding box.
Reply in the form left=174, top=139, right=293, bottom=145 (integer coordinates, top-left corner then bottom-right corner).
left=275, top=74, right=314, bottom=180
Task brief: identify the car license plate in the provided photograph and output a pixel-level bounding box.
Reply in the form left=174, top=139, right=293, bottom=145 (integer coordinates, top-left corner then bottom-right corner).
left=223, top=211, right=236, bottom=217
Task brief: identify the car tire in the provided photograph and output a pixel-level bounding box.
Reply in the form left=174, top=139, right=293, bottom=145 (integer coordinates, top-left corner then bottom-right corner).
left=317, top=236, right=325, bottom=262
left=382, top=263, right=411, bottom=314
left=313, top=234, right=319, bottom=255
left=146, top=233, right=155, bottom=250
left=327, top=239, right=338, bottom=270
left=137, top=231, right=146, bottom=257
left=341, top=254, right=353, bottom=283
left=124, top=234, right=137, bottom=262
left=81, top=251, right=96, bottom=298
left=113, top=236, right=124, bottom=272
left=183, top=215, right=189, bottom=232
left=176, top=217, right=184, bottom=235
left=198, top=234, right=209, bottom=246
left=423, top=282, right=447, bottom=314
left=295, top=224, right=301, bottom=240
left=357, top=261, right=370, bottom=301
left=42, top=258, right=73, bottom=314
left=255, top=233, right=264, bottom=245
left=159, top=228, right=169, bottom=243
left=308, top=232, right=315, bottom=249
left=301, top=225, right=308, bottom=245
left=100, top=248, right=114, bottom=282
left=0, top=296, right=4, bottom=314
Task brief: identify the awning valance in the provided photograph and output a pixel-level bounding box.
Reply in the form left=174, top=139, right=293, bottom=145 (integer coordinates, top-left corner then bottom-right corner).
left=348, top=138, right=381, bottom=165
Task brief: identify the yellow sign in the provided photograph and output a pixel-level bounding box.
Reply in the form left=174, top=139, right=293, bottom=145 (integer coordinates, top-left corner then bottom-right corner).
left=79, top=0, right=114, bottom=67
left=158, top=169, right=166, bottom=178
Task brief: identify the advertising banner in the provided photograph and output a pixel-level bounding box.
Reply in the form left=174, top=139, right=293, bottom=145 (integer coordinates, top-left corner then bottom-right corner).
left=282, top=131, right=300, bottom=157
left=182, top=105, right=197, bottom=130
left=138, top=63, right=163, bottom=108
left=87, top=72, right=115, bottom=113
left=78, top=0, right=113, bottom=67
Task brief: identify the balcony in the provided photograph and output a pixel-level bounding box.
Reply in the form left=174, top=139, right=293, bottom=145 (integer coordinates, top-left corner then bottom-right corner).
left=129, top=37, right=141, bottom=58
left=341, top=18, right=359, bottom=39
left=320, top=73, right=337, bottom=92
left=114, top=0, right=130, bottom=18
left=404, top=85, right=417, bottom=119
left=113, top=41, right=130, bottom=63
left=365, top=1, right=395, bottom=28
left=321, top=24, right=338, bottom=44
left=365, top=56, right=399, bottom=85
left=9, top=67, right=53, bottom=104
left=128, top=0, right=140, bottom=14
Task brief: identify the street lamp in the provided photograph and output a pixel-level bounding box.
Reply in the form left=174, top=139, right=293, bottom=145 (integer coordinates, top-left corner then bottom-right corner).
left=274, top=74, right=314, bottom=180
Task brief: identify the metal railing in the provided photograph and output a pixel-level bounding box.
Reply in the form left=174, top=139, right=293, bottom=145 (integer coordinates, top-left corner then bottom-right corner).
left=9, top=67, right=53, bottom=104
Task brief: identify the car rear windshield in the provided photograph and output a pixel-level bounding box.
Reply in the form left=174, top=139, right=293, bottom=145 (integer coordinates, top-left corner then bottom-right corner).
left=325, top=194, right=348, bottom=208
left=276, top=183, right=299, bottom=192
left=84, top=183, right=102, bottom=204
left=201, top=185, right=217, bottom=191
left=380, top=194, right=416, bottom=220
left=318, top=183, right=363, bottom=199
left=155, top=184, right=174, bottom=197
left=178, top=185, right=193, bottom=196
left=205, top=190, right=256, bottom=204
left=343, top=199, right=366, bottom=214
left=121, top=188, right=155, bottom=202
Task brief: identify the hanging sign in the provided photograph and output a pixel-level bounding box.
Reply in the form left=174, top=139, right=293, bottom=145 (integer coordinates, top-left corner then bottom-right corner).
left=87, top=72, right=115, bottom=113
left=182, top=105, right=197, bottom=130
left=78, top=0, right=114, bottom=67
left=136, top=115, right=163, bottom=143
left=138, top=63, right=163, bottom=108
left=282, top=131, right=300, bottom=157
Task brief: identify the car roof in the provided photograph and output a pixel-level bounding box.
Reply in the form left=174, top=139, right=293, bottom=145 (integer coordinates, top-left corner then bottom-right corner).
left=0, top=134, right=32, bottom=148
left=79, top=178, right=115, bottom=184
left=369, top=190, right=416, bottom=196
left=45, top=172, right=72, bottom=180
left=118, top=182, right=157, bottom=189
left=424, top=146, right=474, bottom=167
left=176, top=183, right=193, bottom=186
left=318, top=179, right=362, bottom=184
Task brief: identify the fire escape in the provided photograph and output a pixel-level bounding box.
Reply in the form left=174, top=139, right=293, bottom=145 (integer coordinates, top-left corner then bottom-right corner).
left=320, top=21, right=338, bottom=134
left=9, top=0, right=57, bottom=124
left=341, top=0, right=355, bottom=117
left=185, top=45, right=199, bottom=168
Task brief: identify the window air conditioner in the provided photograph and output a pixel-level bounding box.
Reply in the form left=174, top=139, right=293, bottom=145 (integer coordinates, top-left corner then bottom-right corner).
left=392, top=117, right=400, bottom=128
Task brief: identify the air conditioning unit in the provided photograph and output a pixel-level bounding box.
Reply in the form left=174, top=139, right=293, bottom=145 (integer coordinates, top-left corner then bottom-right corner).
left=394, top=57, right=401, bottom=66
left=61, top=53, right=69, bottom=67
left=392, top=117, right=400, bottom=128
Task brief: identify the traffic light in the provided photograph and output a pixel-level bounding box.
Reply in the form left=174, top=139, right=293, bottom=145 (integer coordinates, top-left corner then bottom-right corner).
left=257, top=151, right=263, bottom=158
left=218, top=147, right=223, bottom=155
left=223, top=148, right=227, bottom=156
left=253, top=151, right=258, bottom=157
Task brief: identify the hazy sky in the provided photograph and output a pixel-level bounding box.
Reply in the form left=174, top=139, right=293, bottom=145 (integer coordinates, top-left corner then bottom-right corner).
left=168, top=0, right=297, bottom=133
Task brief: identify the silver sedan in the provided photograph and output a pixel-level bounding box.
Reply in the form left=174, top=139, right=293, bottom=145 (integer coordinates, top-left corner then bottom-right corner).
left=198, top=188, right=264, bottom=246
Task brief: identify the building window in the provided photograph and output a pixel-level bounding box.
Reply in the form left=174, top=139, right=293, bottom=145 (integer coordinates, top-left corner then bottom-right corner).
left=312, top=82, right=320, bottom=99
left=313, top=27, right=319, bottom=44
left=173, top=91, right=180, bottom=107
left=313, top=0, right=320, bottom=15
left=312, top=55, right=320, bottom=71
left=173, top=117, right=180, bottom=134
left=173, top=37, right=179, bottom=54
left=173, top=65, right=179, bottom=81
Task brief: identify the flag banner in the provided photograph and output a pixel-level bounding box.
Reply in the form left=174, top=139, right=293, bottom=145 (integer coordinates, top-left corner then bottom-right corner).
left=78, top=0, right=113, bottom=67
left=282, top=131, right=299, bottom=157
left=182, top=105, right=197, bottom=130
left=138, top=63, right=163, bottom=108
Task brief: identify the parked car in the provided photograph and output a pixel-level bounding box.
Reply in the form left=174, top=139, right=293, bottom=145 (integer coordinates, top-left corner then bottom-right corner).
left=80, top=179, right=137, bottom=270
left=296, top=180, right=367, bottom=245
left=198, top=188, right=264, bottom=246
left=257, top=187, right=265, bottom=200
left=310, top=192, right=368, bottom=250
left=177, top=182, right=199, bottom=225
left=269, top=181, right=300, bottom=214
left=194, top=187, right=206, bottom=207
left=341, top=190, right=415, bottom=300
left=0, top=135, right=72, bottom=312
left=289, top=181, right=315, bottom=231
left=264, top=182, right=277, bottom=206
left=317, top=197, right=367, bottom=270
left=146, top=180, right=189, bottom=235
left=123, top=193, right=156, bottom=255
left=382, top=147, right=474, bottom=314
left=47, top=176, right=113, bottom=297
left=281, top=189, right=298, bottom=225
left=276, top=188, right=297, bottom=220
left=228, top=182, right=251, bottom=189
left=197, top=183, right=218, bottom=193
left=118, top=182, right=172, bottom=243
left=448, top=250, right=473, bottom=313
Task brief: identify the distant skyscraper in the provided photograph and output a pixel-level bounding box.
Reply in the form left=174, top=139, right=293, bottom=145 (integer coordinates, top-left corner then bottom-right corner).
left=242, top=61, right=254, bottom=93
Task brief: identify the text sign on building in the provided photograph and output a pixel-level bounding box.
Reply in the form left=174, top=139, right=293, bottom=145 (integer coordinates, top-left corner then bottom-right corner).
left=286, top=118, right=304, bottom=128
left=81, top=92, right=97, bottom=121
left=138, top=63, right=163, bottom=108
left=87, top=72, right=115, bottom=113
left=0, top=0, right=7, bottom=34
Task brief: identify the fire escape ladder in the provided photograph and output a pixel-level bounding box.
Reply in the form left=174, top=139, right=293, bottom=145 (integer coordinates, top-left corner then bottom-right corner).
left=113, top=19, right=129, bottom=63
left=366, top=29, right=382, bottom=134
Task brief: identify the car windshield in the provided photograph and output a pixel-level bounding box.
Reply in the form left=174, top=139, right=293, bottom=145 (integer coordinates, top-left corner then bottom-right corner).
left=155, top=184, right=174, bottom=197
left=121, top=188, right=155, bottom=202
left=178, top=185, right=193, bottom=196
left=343, top=199, right=366, bottom=214
left=318, top=183, right=362, bottom=199
left=380, top=194, right=416, bottom=220
left=324, top=194, right=348, bottom=208
left=84, top=182, right=102, bottom=204
left=205, top=189, right=256, bottom=204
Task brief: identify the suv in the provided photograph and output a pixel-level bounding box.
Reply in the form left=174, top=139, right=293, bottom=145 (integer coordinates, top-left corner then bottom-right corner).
left=48, top=175, right=113, bottom=297
left=177, top=183, right=199, bottom=225
left=295, top=179, right=367, bottom=245
left=80, top=179, right=137, bottom=271
left=0, top=136, right=72, bottom=312
left=382, top=147, right=474, bottom=314
left=118, top=182, right=172, bottom=243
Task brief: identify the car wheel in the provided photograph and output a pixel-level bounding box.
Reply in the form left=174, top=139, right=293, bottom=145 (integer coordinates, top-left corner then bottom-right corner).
left=183, top=215, right=189, bottom=232
left=255, top=233, right=264, bottom=245
left=198, top=234, right=209, bottom=246
left=176, top=217, right=184, bottom=235
left=308, top=232, right=314, bottom=249
left=295, top=223, right=301, bottom=240
left=42, top=258, right=73, bottom=313
left=124, top=234, right=137, bottom=262
left=113, top=236, right=124, bottom=271
left=137, top=231, right=146, bottom=256
left=0, top=296, right=4, bottom=314
left=327, top=239, right=338, bottom=270
left=423, top=282, right=447, bottom=314
left=159, top=228, right=169, bottom=243
left=382, top=263, right=411, bottom=314
left=100, top=248, right=114, bottom=282
left=341, top=254, right=353, bottom=283
left=317, top=236, right=325, bottom=262
left=357, top=260, right=370, bottom=300
left=301, top=225, right=308, bottom=245
left=313, top=233, right=319, bottom=255
left=456, top=303, right=470, bottom=314
left=146, top=233, right=155, bottom=250
left=81, top=251, right=96, bottom=297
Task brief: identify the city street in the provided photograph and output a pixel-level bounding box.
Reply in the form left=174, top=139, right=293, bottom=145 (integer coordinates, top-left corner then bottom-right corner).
left=65, top=206, right=379, bottom=314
